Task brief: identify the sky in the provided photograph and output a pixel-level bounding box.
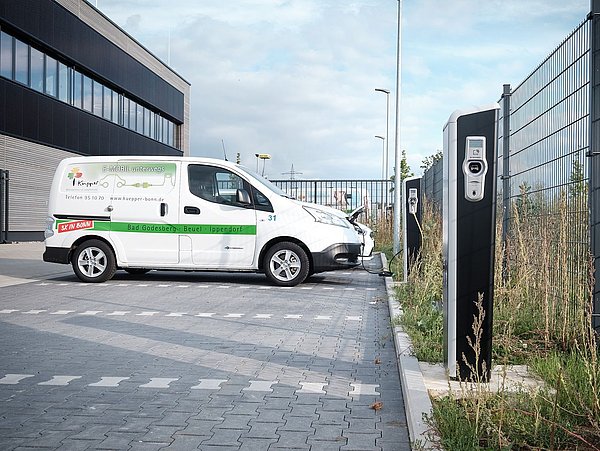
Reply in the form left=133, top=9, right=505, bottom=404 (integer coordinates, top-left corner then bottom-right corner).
left=93, top=0, right=590, bottom=180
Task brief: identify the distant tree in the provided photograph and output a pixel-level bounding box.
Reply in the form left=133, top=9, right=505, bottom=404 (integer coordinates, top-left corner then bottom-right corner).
left=515, top=180, right=533, bottom=216
left=569, top=159, right=587, bottom=200
left=420, top=150, right=443, bottom=172
left=389, top=150, right=413, bottom=193
left=400, top=149, right=414, bottom=182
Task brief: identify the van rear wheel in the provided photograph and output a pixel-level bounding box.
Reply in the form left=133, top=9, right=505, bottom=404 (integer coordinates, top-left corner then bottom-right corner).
left=264, top=242, right=309, bottom=287
left=72, top=240, right=116, bottom=283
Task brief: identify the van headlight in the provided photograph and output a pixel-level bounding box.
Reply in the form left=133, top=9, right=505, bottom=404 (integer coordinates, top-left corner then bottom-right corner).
left=303, top=206, right=349, bottom=228
left=44, top=217, right=55, bottom=239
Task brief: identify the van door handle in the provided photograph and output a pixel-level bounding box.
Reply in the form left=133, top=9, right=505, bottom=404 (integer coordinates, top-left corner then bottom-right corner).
left=184, top=206, right=200, bottom=215
left=160, top=203, right=168, bottom=216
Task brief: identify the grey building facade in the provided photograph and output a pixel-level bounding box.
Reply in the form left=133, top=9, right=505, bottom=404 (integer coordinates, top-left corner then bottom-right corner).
left=0, top=0, right=190, bottom=241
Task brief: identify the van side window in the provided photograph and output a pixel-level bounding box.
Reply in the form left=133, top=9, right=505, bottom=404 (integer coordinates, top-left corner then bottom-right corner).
left=188, top=165, right=248, bottom=207
left=252, top=187, right=274, bottom=212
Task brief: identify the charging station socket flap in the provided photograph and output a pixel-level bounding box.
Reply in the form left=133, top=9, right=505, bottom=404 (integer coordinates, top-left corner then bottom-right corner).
left=408, top=188, right=418, bottom=215
left=462, top=136, right=488, bottom=202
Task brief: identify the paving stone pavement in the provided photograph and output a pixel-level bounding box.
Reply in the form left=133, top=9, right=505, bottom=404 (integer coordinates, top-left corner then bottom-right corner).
left=0, top=244, right=410, bottom=450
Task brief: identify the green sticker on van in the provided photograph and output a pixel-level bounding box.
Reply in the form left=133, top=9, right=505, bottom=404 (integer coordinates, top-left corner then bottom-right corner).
left=56, top=220, right=256, bottom=235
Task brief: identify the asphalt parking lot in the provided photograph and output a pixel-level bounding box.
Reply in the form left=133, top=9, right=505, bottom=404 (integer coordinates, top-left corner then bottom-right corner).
left=0, top=243, right=409, bottom=450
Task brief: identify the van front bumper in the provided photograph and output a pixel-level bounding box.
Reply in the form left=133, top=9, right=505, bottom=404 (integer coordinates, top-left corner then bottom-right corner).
left=312, top=243, right=361, bottom=272
left=43, top=247, right=71, bottom=264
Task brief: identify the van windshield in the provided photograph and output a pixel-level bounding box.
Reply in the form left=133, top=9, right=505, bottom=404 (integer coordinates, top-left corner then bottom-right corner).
left=239, top=165, right=293, bottom=199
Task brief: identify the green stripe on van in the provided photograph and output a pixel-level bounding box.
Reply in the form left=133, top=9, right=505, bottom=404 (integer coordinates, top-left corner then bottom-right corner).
left=56, top=220, right=256, bottom=235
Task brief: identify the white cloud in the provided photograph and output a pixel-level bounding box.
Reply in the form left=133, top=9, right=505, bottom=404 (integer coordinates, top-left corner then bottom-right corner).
left=94, top=0, right=589, bottom=179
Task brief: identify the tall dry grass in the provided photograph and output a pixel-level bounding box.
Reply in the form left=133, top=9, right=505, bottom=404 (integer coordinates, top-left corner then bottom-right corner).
left=399, top=188, right=600, bottom=448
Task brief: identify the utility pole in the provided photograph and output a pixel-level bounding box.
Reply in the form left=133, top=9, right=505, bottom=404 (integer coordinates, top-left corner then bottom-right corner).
left=282, top=164, right=302, bottom=181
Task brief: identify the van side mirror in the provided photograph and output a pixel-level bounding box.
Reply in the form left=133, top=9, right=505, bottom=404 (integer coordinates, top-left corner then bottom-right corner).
left=236, top=189, right=252, bottom=205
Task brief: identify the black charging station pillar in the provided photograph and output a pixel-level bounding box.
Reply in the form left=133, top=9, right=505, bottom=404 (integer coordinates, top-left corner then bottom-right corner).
left=402, top=176, right=422, bottom=281
left=443, top=105, right=499, bottom=382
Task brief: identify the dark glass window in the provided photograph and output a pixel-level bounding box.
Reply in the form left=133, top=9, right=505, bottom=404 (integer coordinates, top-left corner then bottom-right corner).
left=123, top=97, right=129, bottom=128
left=157, top=116, right=163, bottom=143
left=111, top=90, right=119, bottom=124
left=167, top=121, right=174, bottom=146
left=103, top=86, right=112, bottom=120
left=129, top=100, right=137, bottom=131
left=0, top=31, right=13, bottom=79
left=44, top=55, right=57, bottom=97
left=72, top=69, right=82, bottom=108
left=144, top=107, right=152, bottom=137
left=189, top=165, right=248, bottom=207
left=0, top=30, right=180, bottom=149
left=14, top=38, right=28, bottom=85
left=30, top=47, right=44, bottom=92
left=252, top=186, right=274, bottom=212
left=92, top=79, right=102, bottom=116
left=136, top=103, right=144, bottom=133
left=58, top=62, right=69, bottom=102
left=82, top=74, right=92, bottom=112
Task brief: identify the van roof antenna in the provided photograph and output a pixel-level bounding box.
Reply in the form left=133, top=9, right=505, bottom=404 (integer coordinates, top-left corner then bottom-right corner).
left=221, top=139, right=228, bottom=161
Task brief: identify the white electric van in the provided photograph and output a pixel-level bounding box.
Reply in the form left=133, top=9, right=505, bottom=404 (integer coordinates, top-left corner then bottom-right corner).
left=43, top=156, right=369, bottom=286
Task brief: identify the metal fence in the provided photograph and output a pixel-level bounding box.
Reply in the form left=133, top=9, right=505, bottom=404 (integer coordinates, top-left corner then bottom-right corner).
left=421, top=158, right=443, bottom=208
left=422, top=15, right=595, bottom=331
left=501, top=18, right=590, bottom=305
left=270, top=179, right=394, bottom=225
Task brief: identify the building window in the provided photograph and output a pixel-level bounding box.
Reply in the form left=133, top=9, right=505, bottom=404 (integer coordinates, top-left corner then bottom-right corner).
left=111, top=90, right=119, bottom=124
left=82, top=74, right=92, bottom=112
left=30, top=47, right=44, bottom=92
left=129, top=99, right=137, bottom=131
left=102, top=85, right=112, bottom=120
left=58, top=62, right=69, bottom=102
left=136, top=102, right=144, bottom=134
left=0, top=32, right=13, bottom=79
left=45, top=55, right=58, bottom=97
left=14, top=38, right=28, bottom=85
left=0, top=29, right=181, bottom=149
left=165, top=121, right=171, bottom=147
left=92, top=79, right=103, bottom=117
left=144, top=106, right=151, bottom=137
left=157, top=116, right=164, bottom=143
left=122, top=97, right=129, bottom=128
left=72, top=69, right=82, bottom=108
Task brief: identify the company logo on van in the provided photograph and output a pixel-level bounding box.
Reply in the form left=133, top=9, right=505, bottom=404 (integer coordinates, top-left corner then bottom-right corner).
left=66, top=167, right=100, bottom=188
left=67, top=167, right=83, bottom=183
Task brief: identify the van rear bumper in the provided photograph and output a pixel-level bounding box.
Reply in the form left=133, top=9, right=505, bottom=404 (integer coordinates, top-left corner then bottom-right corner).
left=312, top=243, right=361, bottom=272
left=43, top=247, right=70, bottom=264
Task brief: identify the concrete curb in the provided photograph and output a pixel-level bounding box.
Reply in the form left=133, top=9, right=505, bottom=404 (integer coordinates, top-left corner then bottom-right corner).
left=380, top=253, right=436, bottom=450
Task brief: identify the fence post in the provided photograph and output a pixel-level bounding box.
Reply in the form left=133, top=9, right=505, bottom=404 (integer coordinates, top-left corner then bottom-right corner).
left=589, top=0, right=600, bottom=335
left=501, top=84, right=511, bottom=280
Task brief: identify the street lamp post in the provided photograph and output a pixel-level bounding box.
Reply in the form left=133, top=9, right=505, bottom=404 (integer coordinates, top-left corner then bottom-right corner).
left=255, top=153, right=271, bottom=176
left=375, top=135, right=385, bottom=180
left=393, top=0, right=403, bottom=255
left=375, top=88, right=390, bottom=180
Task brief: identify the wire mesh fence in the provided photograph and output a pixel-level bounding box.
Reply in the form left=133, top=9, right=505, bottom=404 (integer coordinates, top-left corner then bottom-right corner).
left=502, top=19, right=590, bottom=309
left=422, top=159, right=443, bottom=209
left=270, top=179, right=394, bottom=226
left=420, top=16, right=592, bottom=334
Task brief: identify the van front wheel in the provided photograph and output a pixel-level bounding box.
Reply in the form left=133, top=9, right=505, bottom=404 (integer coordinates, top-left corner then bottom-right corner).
left=264, top=242, right=309, bottom=287
left=72, top=240, right=116, bottom=283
